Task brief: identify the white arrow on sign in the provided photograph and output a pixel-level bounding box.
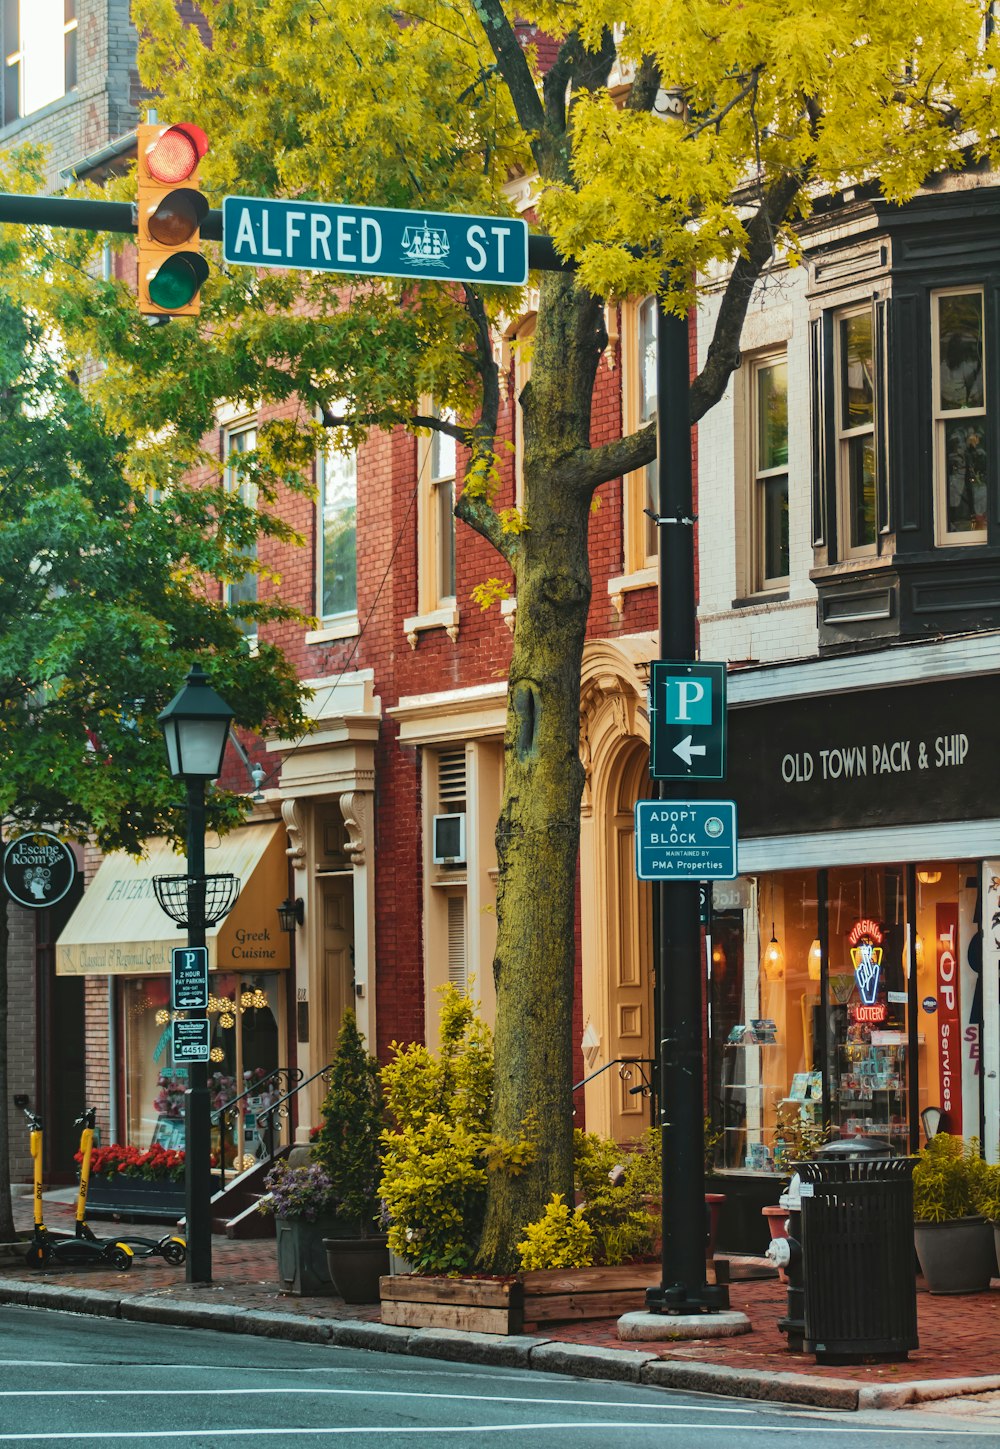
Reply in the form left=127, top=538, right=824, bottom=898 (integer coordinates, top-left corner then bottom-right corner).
left=673, top=734, right=708, bottom=767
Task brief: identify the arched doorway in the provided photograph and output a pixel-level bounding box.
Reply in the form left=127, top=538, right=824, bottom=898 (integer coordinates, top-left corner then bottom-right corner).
left=579, top=636, right=656, bottom=1141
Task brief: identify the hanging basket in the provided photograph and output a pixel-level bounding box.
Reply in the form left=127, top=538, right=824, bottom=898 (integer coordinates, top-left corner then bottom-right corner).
left=152, top=873, right=241, bottom=928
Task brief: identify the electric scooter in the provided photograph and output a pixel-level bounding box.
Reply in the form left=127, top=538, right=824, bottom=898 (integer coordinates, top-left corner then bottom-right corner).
left=23, top=1107, right=134, bottom=1271
left=70, top=1108, right=186, bottom=1265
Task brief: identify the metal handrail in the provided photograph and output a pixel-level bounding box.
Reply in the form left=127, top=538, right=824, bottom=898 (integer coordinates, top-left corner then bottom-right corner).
left=211, top=1066, right=303, bottom=1188
left=573, top=1057, right=658, bottom=1128
left=216, top=1059, right=336, bottom=1186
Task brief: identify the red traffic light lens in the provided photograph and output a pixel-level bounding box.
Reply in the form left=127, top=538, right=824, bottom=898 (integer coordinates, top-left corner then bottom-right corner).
left=146, top=124, right=208, bottom=185
left=148, top=189, right=209, bottom=246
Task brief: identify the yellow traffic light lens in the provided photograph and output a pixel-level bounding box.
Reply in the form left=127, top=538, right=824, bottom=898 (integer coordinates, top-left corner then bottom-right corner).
left=148, top=188, right=209, bottom=246
left=147, top=253, right=210, bottom=310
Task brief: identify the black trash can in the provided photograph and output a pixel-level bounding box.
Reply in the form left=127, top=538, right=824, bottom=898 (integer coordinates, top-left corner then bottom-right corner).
left=798, top=1138, right=917, bottom=1364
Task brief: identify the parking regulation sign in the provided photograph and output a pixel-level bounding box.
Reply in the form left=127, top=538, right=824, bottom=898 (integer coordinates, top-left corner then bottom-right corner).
left=172, top=1017, right=210, bottom=1064
left=172, top=946, right=209, bottom=1011
left=635, top=800, right=738, bottom=880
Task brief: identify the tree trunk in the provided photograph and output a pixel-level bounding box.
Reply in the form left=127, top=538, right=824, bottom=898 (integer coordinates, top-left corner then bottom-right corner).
left=0, top=891, right=15, bottom=1240
left=477, top=274, right=605, bottom=1270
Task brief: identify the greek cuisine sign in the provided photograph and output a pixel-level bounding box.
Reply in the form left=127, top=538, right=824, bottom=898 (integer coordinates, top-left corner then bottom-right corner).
left=726, top=674, right=999, bottom=837
left=2, top=832, right=76, bottom=909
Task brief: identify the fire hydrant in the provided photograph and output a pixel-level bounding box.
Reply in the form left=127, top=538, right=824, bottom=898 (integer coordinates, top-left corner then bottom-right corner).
left=765, top=1172, right=804, bottom=1353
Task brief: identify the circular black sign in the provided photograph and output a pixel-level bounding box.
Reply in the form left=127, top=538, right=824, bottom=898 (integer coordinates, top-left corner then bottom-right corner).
left=2, top=832, right=77, bottom=909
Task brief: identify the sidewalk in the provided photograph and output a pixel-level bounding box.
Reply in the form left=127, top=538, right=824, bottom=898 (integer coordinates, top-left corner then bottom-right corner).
left=3, top=1190, right=1000, bottom=1414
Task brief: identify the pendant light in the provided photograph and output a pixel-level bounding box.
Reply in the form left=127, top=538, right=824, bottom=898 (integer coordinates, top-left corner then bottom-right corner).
left=763, top=923, right=785, bottom=981
left=807, top=938, right=822, bottom=982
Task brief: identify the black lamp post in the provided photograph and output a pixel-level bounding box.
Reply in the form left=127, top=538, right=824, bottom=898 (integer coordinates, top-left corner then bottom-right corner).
left=158, top=661, right=234, bottom=1284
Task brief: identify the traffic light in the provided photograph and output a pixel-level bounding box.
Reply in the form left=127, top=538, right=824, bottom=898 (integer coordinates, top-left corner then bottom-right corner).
left=136, top=122, right=210, bottom=317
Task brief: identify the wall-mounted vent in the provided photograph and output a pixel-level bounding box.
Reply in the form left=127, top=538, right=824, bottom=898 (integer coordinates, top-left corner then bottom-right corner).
left=447, top=894, right=467, bottom=991
left=433, top=813, right=466, bottom=865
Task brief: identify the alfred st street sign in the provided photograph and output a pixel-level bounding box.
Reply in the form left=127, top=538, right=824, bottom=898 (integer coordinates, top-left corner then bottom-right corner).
left=223, top=196, right=529, bottom=288
left=649, top=659, right=727, bottom=781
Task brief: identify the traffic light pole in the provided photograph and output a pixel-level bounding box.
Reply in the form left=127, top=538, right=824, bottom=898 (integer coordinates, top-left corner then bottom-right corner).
left=645, top=301, right=727, bottom=1314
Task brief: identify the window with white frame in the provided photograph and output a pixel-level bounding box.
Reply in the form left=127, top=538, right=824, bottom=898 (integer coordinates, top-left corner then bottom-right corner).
left=932, top=288, right=987, bottom=544
left=835, top=309, right=877, bottom=557
left=748, top=354, right=789, bottom=590
left=415, top=404, right=457, bottom=615
left=512, top=313, right=535, bottom=508
left=223, top=422, right=258, bottom=637
left=4, top=0, right=76, bottom=123
left=317, top=435, right=358, bottom=619
left=622, top=296, right=658, bottom=574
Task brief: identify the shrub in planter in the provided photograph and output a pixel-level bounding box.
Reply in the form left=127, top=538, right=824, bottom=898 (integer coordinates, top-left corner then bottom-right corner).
left=516, top=1193, right=595, bottom=1270
left=80, top=1144, right=186, bottom=1182
left=379, top=984, right=535, bottom=1274
left=311, top=1009, right=384, bottom=1232
left=257, top=1158, right=343, bottom=1296
left=573, top=1128, right=656, bottom=1265
left=913, top=1133, right=997, bottom=1294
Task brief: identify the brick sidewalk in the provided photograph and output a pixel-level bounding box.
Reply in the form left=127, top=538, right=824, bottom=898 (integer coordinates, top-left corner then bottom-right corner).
left=7, top=1190, right=999, bottom=1389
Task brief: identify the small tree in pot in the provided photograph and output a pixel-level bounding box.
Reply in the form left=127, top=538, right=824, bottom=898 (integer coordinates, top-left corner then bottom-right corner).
left=913, top=1134, right=997, bottom=1295
left=312, top=1011, right=388, bottom=1301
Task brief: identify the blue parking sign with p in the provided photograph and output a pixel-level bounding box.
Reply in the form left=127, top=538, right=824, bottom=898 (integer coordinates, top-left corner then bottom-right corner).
left=650, top=659, right=727, bottom=780
left=663, top=674, right=713, bottom=726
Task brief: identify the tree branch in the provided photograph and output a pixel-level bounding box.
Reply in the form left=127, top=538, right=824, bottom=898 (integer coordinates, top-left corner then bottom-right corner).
left=626, top=54, right=662, bottom=114
left=469, top=0, right=546, bottom=162
left=554, top=419, right=657, bottom=496
left=690, top=169, right=805, bottom=422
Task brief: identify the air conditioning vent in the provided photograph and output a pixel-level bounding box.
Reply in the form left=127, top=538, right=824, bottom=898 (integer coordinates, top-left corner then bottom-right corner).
left=433, top=813, right=466, bottom=865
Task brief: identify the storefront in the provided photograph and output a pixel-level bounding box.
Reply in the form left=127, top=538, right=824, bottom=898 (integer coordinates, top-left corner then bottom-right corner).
left=55, top=821, right=292, bottom=1167
left=710, top=638, right=1000, bottom=1232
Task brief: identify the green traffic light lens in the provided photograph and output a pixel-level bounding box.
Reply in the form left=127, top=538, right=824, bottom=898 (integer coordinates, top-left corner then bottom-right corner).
left=148, top=253, right=210, bottom=310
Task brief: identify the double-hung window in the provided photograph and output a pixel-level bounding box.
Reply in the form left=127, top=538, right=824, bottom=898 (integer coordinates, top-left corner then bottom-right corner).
left=749, top=354, right=789, bottom=591
left=4, top=0, right=76, bottom=123
left=622, top=296, right=658, bottom=574
left=835, top=310, right=878, bottom=558
left=317, top=435, right=358, bottom=621
left=223, top=422, right=258, bottom=638
left=932, top=288, right=987, bottom=545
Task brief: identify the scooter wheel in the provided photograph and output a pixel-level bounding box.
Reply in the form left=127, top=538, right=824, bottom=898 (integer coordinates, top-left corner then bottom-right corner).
left=25, top=1241, right=50, bottom=1269
left=161, top=1240, right=186, bottom=1266
left=109, top=1246, right=133, bottom=1272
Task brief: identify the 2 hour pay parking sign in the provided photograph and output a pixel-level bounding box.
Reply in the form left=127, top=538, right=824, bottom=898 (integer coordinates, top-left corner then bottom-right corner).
left=634, top=800, right=738, bottom=880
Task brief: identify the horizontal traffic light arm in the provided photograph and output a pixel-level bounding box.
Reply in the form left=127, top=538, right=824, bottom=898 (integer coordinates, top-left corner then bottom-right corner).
left=0, top=192, right=570, bottom=270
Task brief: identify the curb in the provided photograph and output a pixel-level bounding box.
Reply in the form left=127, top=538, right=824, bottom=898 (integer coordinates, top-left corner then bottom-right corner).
left=0, top=1278, right=996, bottom=1413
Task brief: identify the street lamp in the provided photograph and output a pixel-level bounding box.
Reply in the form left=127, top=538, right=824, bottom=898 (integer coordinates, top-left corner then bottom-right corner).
left=158, top=661, right=234, bottom=1283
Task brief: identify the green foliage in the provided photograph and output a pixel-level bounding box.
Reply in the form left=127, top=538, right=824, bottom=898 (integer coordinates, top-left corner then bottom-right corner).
left=913, top=1134, right=996, bottom=1223
left=379, top=985, right=535, bottom=1273
left=470, top=578, right=512, bottom=612
left=573, top=1130, right=655, bottom=1266
left=311, top=1011, right=384, bottom=1228
left=773, top=1113, right=835, bottom=1174
left=516, top=1193, right=595, bottom=1271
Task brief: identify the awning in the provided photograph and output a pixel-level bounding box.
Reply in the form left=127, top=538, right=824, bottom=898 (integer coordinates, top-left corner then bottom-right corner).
left=56, top=823, right=289, bottom=976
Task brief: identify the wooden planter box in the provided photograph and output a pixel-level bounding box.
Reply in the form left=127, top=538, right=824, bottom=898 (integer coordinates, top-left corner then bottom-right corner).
left=380, top=1263, right=656, bottom=1335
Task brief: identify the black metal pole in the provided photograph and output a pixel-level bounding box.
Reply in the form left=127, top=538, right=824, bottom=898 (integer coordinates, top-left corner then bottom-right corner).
left=646, top=301, right=722, bottom=1314
left=184, top=778, right=212, bottom=1284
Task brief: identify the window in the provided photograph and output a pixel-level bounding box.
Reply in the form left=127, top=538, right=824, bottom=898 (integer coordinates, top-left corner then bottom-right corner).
left=4, top=0, right=76, bottom=123
left=749, top=354, right=789, bottom=590
left=223, top=423, right=258, bottom=637
left=511, top=313, right=535, bottom=507
left=836, top=310, right=877, bottom=557
left=622, top=296, right=658, bottom=574
left=317, top=437, right=357, bottom=619
left=429, top=419, right=456, bottom=604
left=933, top=289, right=987, bottom=544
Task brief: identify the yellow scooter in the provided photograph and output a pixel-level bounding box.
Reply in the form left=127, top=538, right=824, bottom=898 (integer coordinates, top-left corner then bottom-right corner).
left=71, top=1108, right=187, bottom=1265
left=24, top=1107, right=133, bottom=1271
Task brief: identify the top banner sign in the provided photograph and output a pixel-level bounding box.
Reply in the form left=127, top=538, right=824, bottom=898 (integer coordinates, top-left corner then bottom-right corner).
left=223, top=196, right=529, bottom=288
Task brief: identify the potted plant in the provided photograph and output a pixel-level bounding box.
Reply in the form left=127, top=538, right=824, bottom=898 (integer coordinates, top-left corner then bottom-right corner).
left=258, top=1157, right=342, bottom=1295
left=312, top=1010, right=389, bottom=1303
left=913, top=1133, right=997, bottom=1294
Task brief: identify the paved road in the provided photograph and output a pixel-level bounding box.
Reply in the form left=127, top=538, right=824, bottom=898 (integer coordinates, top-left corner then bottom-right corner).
left=0, top=1307, right=988, bottom=1446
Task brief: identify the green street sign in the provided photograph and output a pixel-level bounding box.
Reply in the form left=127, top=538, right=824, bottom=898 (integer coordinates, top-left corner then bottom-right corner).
left=649, top=659, right=727, bottom=781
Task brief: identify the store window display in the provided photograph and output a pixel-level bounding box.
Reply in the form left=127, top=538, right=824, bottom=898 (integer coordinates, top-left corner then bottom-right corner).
left=123, top=972, right=283, bottom=1165
left=709, top=862, right=983, bottom=1176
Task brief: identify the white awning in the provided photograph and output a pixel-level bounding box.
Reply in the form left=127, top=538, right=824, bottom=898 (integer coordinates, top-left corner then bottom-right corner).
left=56, top=823, right=290, bottom=976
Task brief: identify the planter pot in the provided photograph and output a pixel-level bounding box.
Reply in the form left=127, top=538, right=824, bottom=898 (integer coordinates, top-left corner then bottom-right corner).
left=275, top=1216, right=344, bottom=1295
left=915, top=1217, right=995, bottom=1294
left=323, top=1235, right=390, bottom=1304
left=85, top=1175, right=186, bottom=1223
left=380, top=1263, right=656, bottom=1334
